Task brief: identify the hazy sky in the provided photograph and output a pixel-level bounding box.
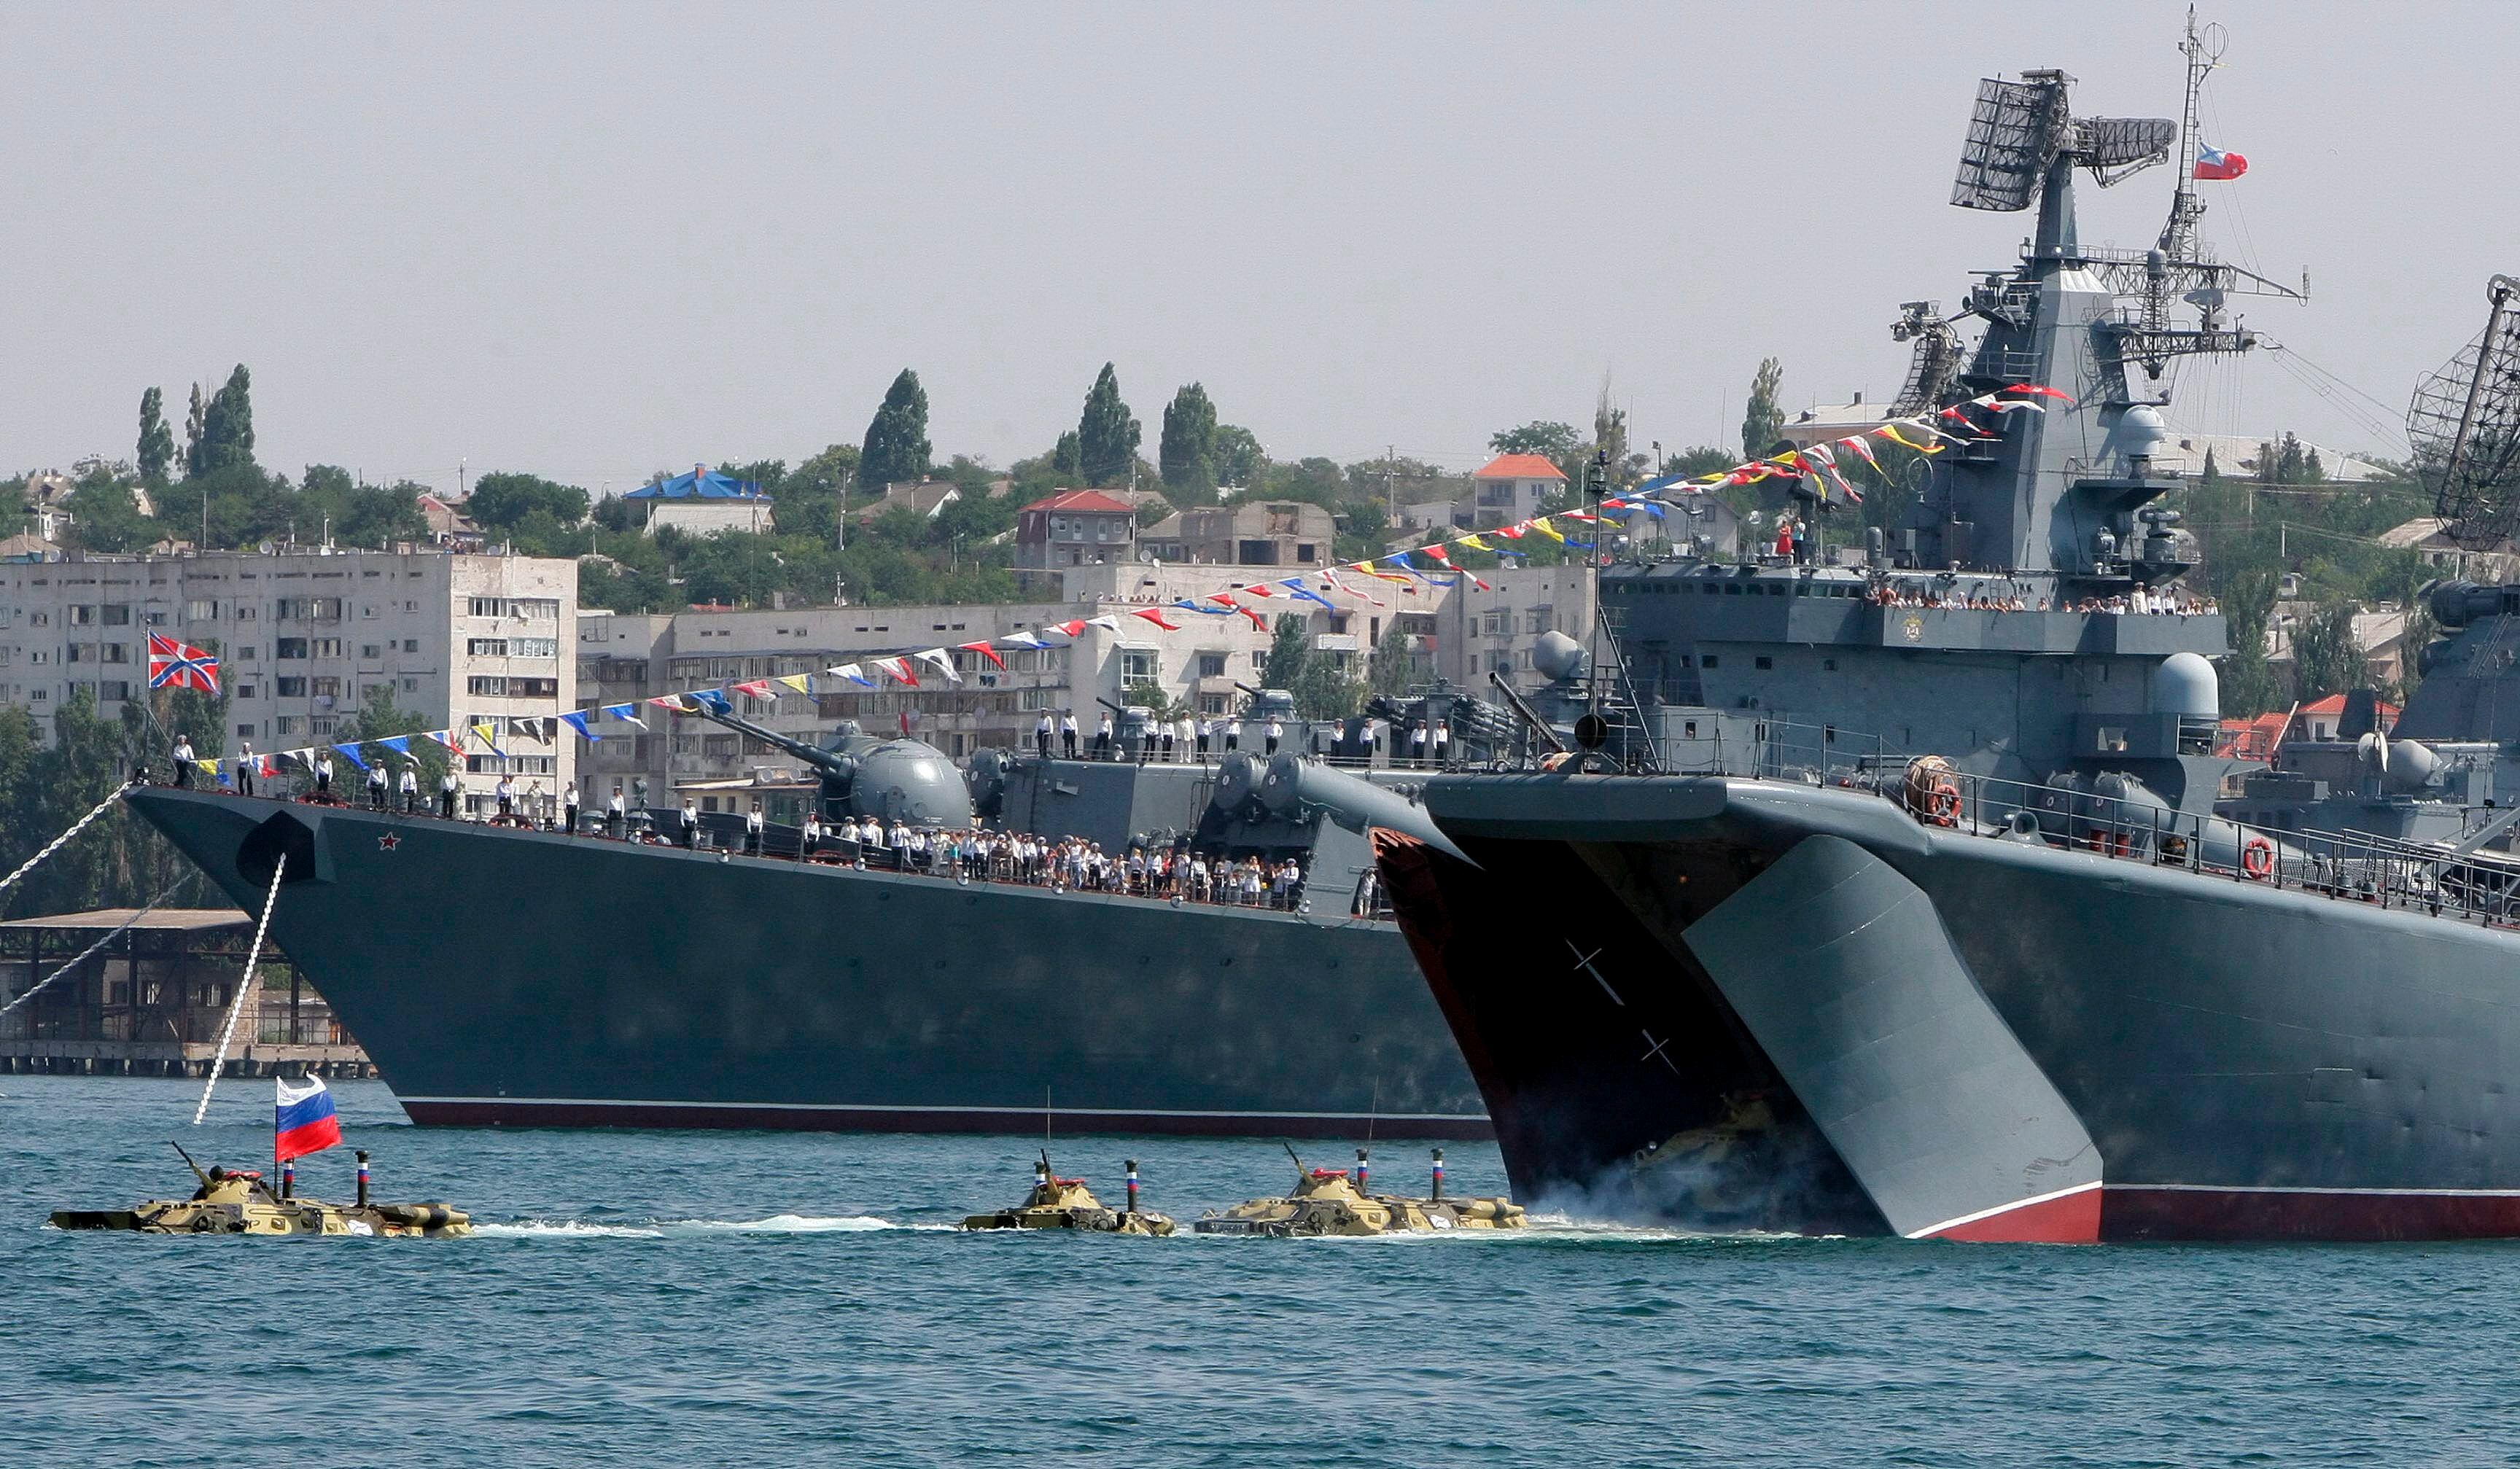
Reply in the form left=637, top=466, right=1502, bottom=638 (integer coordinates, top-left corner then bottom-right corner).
left=7, top=2, right=2514, bottom=496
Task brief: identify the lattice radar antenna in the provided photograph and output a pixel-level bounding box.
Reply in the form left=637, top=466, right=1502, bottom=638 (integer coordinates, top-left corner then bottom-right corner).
left=1948, top=71, right=2176, bottom=214
left=2411, top=274, right=2520, bottom=550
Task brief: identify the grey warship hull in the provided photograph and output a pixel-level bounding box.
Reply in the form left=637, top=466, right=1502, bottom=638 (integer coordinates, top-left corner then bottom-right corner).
left=130, top=787, right=1487, bottom=1138
left=1380, top=774, right=2520, bottom=1242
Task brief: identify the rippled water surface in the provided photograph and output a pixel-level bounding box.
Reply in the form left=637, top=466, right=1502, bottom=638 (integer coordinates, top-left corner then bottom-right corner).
left=7, top=1078, right=2519, bottom=1467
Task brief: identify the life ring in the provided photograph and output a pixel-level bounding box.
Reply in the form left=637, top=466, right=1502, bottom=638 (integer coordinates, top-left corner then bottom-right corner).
left=1927, top=782, right=1961, bottom=827
left=2241, top=837, right=2275, bottom=879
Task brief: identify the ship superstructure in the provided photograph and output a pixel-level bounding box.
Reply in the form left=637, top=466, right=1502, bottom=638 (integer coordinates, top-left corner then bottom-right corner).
left=1373, top=44, right=2520, bottom=1243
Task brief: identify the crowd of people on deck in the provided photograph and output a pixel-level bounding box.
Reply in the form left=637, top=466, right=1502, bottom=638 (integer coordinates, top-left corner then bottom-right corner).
left=1865, top=583, right=2218, bottom=615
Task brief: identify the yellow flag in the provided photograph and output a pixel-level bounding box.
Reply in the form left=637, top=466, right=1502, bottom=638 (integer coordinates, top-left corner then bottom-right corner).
left=197, top=758, right=219, bottom=776
left=776, top=673, right=811, bottom=694
left=1881, top=425, right=1945, bottom=456
left=1528, top=517, right=1566, bottom=544
left=472, top=722, right=505, bottom=752
left=1457, top=534, right=1493, bottom=552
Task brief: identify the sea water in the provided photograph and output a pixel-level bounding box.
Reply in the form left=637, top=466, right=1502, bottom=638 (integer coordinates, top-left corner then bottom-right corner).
left=5, top=1077, right=2516, bottom=1467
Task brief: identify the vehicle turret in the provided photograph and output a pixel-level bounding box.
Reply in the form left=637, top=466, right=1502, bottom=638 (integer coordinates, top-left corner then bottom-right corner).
left=960, top=1152, right=1175, bottom=1236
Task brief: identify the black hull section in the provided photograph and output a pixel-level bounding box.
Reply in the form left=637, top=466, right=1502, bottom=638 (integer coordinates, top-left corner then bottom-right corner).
left=1386, top=774, right=2520, bottom=1242
left=131, top=790, right=1487, bottom=1139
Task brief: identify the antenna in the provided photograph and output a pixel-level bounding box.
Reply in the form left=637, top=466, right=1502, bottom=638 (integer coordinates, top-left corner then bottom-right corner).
left=1950, top=71, right=2174, bottom=214
left=2412, top=274, right=2520, bottom=549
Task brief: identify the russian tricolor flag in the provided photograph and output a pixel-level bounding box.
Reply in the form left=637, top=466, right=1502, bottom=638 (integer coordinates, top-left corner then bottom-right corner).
left=275, top=1075, right=343, bottom=1161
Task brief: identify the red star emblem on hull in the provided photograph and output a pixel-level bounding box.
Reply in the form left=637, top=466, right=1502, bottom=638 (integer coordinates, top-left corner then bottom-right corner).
left=378, top=832, right=402, bottom=852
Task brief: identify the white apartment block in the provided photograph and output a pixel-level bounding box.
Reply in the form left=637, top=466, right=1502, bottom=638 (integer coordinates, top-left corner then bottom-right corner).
left=1435, top=564, right=1598, bottom=692
left=0, top=548, right=579, bottom=817
left=575, top=563, right=1426, bottom=809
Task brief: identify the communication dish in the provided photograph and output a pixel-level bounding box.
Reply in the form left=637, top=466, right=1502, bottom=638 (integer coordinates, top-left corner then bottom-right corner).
left=2410, top=274, right=2520, bottom=550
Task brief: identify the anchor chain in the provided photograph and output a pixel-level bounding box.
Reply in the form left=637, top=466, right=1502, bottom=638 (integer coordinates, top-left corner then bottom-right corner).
left=191, top=861, right=287, bottom=1125
left=0, top=880, right=187, bottom=1020
left=0, top=779, right=139, bottom=902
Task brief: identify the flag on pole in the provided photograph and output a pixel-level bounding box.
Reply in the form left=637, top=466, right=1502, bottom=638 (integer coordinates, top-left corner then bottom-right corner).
left=2193, top=143, right=2247, bottom=182
left=999, top=630, right=1046, bottom=650
left=877, top=657, right=919, bottom=687
left=146, top=633, right=222, bottom=695
left=647, top=695, right=688, bottom=714
left=275, top=1075, right=343, bottom=1161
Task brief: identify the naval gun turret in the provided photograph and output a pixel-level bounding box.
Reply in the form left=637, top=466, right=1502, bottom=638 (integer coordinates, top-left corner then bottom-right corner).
left=688, top=704, right=973, bottom=827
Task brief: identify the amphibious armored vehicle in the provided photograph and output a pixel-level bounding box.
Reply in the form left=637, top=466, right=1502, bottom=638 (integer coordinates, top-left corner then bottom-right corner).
left=960, top=1153, right=1175, bottom=1236
left=50, top=1146, right=472, bottom=1238
left=1193, top=1147, right=1525, bottom=1236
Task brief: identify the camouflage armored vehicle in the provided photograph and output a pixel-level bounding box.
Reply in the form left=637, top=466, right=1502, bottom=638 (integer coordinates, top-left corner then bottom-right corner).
left=50, top=1146, right=472, bottom=1239
left=960, top=1153, right=1175, bottom=1236
left=1193, top=1146, right=1525, bottom=1236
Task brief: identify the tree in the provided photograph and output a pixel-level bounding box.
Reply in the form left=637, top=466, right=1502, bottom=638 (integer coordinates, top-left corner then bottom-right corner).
left=1742, top=357, right=1785, bottom=461
left=1370, top=624, right=1415, bottom=696
left=61, top=464, right=154, bottom=553
left=2217, top=568, right=2283, bottom=717
left=1159, top=382, right=1219, bottom=497
left=1213, top=424, right=1264, bottom=488
left=182, top=383, right=206, bottom=478
left=467, top=472, right=590, bottom=531
left=192, top=365, right=256, bottom=476
left=2291, top=599, right=2369, bottom=701
left=1490, top=422, right=1580, bottom=459
left=1593, top=386, right=1633, bottom=488
left=860, top=369, right=932, bottom=493
left=1077, top=363, right=1140, bottom=486
left=136, top=387, right=175, bottom=485
left=1051, top=431, right=1083, bottom=481
left=1261, top=612, right=1309, bottom=692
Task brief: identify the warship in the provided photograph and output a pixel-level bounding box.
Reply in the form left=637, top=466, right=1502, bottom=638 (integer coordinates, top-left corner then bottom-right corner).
left=1375, top=42, right=2520, bottom=1242
left=125, top=694, right=1498, bottom=1139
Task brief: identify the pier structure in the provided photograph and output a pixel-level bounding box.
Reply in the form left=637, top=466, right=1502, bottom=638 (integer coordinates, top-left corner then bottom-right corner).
left=0, top=908, right=375, bottom=1078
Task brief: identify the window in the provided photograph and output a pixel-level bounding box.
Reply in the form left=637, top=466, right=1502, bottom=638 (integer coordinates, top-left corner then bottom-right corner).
left=402, top=639, right=419, bottom=653
left=512, top=637, right=556, bottom=658
left=1754, top=656, right=1773, bottom=670
left=703, top=733, right=739, bottom=757
left=69, top=606, right=94, bottom=626
left=234, top=604, right=256, bottom=620
left=238, top=646, right=257, bottom=661
left=276, top=638, right=309, bottom=660
left=101, top=605, right=131, bottom=626
left=1120, top=649, right=1159, bottom=687
left=311, top=638, right=343, bottom=658
left=236, top=723, right=254, bottom=739
left=1479, top=612, right=1506, bottom=636
left=100, top=680, right=131, bottom=701
left=238, top=683, right=257, bottom=700
left=360, top=644, right=381, bottom=659
left=1701, top=655, right=1720, bottom=669
left=400, top=677, right=419, bottom=693
left=101, top=643, right=128, bottom=663
left=469, top=597, right=505, bottom=617
left=1296, top=543, right=1317, bottom=562
left=276, top=677, right=307, bottom=697
left=186, top=599, right=219, bottom=620
left=513, top=598, right=559, bottom=622
left=1197, top=653, right=1228, bottom=679
left=468, top=676, right=508, bottom=696
left=29, top=612, right=48, bottom=626
left=311, top=677, right=341, bottom=697
left=1526, top=608, right=1552, bottom=634
left=65, top=644, right=88, bottom=663
left=467, top=639, right=510, bottom=658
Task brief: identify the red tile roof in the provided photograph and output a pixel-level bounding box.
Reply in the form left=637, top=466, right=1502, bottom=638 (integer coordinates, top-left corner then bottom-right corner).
left=1474, top=453, right=1568, bottom=480
left=1020, top=489, right=1138, bottom=514
left=2298, top=694, right=2400, bottom=719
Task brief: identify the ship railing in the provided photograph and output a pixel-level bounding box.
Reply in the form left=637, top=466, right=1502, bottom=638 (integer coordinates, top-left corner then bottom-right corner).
left=1661, top=717, right=1893, bottom=790
left=1895, top=765, right=2520, bottom=927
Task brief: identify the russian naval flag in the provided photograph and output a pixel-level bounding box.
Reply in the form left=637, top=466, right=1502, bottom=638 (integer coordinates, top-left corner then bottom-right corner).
left=275, top=1075, right=343, bottom=1161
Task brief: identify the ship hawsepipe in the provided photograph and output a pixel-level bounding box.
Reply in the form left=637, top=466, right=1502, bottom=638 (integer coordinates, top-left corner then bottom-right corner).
left=1378, top=771, right=2520, bottom=1243
left=128, top=787, right=1488, bottom=1139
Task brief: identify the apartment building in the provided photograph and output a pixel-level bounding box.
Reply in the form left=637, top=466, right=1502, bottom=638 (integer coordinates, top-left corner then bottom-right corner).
left=1434, top=564, right=1597, bottom=693
left=0, top=547, right=578, bottom=816
left=574, top=563, right=1398, bottom=806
